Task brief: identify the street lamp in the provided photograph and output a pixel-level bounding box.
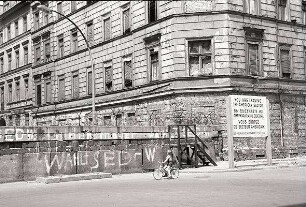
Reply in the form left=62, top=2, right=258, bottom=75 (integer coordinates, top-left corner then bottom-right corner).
left=36, top=3, right=97, bottom=125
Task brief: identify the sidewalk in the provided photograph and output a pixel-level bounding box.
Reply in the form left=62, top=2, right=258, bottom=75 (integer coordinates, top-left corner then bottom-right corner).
left=180, top=156, right=306, bottom=173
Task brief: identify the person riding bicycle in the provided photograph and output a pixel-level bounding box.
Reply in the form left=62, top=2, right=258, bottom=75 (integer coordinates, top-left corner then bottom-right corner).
left=162, top=148, right=177, bottom=178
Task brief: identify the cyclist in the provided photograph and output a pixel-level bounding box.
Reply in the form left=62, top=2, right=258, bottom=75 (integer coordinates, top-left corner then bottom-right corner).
left=162, top=148, right=177, bottom=178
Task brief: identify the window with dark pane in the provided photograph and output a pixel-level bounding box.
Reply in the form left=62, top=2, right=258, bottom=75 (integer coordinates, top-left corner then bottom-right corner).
left=23, top=15, right=27, bottom=32
left=15, top=50, right=19, bottom=68
left=124, top=60, right=133, bottom=88
left=116, top=114, right=123, bottom=126
left=188, top=40, right=212, bottom=76
left=0, top=57, right=3, bottom=73
left=303, top=1, right=306, bottom=24
left=148, top=1, right=157, bottom=23
left=104, top=115, right=111, bottom=126
left=8, top=83, right=12, bottom=103
left=15, top=21, right=18, bottom=36
left=45, top=79, right=52, bottom=103
left=34, top=12, right=39, bottom=30
left=24, top=78, right=28, bottom=99
left=35, top=44, right=41, bottom=64
left=105, top=66, right=113, bottom=91
left=24, top=46, right=28, bottom=65
left=57, top=2, right=62, bottom=19
left=7, top=25, right=11, bottom=40
left=15, top=81, right=20, bottom=101
left=36, top=84, right=41, bottom=105
left=278, top=0, right=287, bottom=20
left=87, top=21, right=94, bottom=44
left=58, top=35, right=64, bottom=58
left=0, top=87, right=4, bottom=111
left=71, top=30, right=78, bottom=53
left=44, top=40, right=51, bottom=61
left=87, top=71, right=92, bottom=95
left=15, top=115, right=20, bottom=126
left=8, top=53, right=12, bottom=70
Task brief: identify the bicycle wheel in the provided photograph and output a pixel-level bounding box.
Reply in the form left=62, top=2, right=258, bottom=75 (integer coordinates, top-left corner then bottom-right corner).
left=170, top=168, right=179, bottom=179
left=153, top=168, right=163, bottom=180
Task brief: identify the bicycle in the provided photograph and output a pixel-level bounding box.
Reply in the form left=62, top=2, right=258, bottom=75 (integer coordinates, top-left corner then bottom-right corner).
left=153, top=161, right=179, bottom=180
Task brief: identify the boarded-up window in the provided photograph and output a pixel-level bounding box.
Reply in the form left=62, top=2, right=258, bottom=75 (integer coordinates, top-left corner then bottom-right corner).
left=71, top=30, right=78, bottom=53
left=104, top=17, right=111, bottom=41
left=45, top=81, right=52, bottom=103
left=124, top=60, right=133, bottom=88
left=87, top=71, right=92, bottom=95
left=0, top=57, right=3, bottom=73
left=57, top=2, right=62, bottom=19
left=72, top=72, right=79, bottom=98
left=15, top=50, right=19, bottom=68
left=148, top=1, right=157, bottom=23
left=123, top=7, right=130, bottom=34
left=189, top=40, right=212, bottom=76
left=280, top=47, right=291, bottom=78
left=8, top=53, right=12, bottom=70
left=58, top=76, right=65, bottom=101
left=87, top=21, right=94, bottom=44
left=35, top=44, right=41, bottom=64
left=149, top=50, right=159, bottom=81
left=248, top=43, right=260, bottom=76
left=105, top=65, right=113, bottom=91
left=71, top=1, right=77, bottom=12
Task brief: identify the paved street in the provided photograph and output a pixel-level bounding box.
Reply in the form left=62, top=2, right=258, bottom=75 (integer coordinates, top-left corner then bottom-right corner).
left=0, top=167, right=305, bottom=207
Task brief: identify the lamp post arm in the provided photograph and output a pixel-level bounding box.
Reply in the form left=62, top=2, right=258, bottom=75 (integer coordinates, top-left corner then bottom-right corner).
left=47, top=9, right=96, bottom=125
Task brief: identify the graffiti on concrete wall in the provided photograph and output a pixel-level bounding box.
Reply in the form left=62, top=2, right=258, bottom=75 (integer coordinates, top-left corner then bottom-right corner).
left=44, top=147, right=162, bottom=175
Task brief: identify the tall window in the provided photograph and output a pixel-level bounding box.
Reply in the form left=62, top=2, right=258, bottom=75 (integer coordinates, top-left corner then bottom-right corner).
left=188, top=40, right=212, bottom=76
left=34, top=12, right=40, bottom=30
left=123, top=59, right=133, bottom=88
left=87, top=71, right=92, bottom=95
left=0, top=31, right=3, bottom=44
left=71, top=30, right=78, bottom=53
left=24, top=46, right=28, bottom=65
left=43, top=2, right=49, bottom=25
left=44, top=39, right=51, bottom=62
left=58, top=76, right=65, bottom=101
left=25, top=114, right=29, bottom=126
left=15, top=81, right=20, bottom=101
left=23, top=15, right=27, bottom=32
left=24, top=78, right=29, bottom=99
left=15, top=21, right=18, bottom=37
left=0, top=87, right=4, bottom=111
left=123, top=6, right=131, bottom=34
left=35, top=43, right=41, bottom=64
left=7, top=25, right=11, bottom=40
left=244, top=0, right=260, bottom=15
left=149, top=49, right=159, bottom=81
left=15, top=50, right=19, bottom=68
left=279, top=45, right=291, bottom=78
left=0, top=57, right=3, bottom=74
left=72, top=71, right=79, bottom=98
left=36, top=83, right=41, bottom=106
left=303, top=1, right=306, bottom=24
left=304, top=47, right=306, bottom=78
left=8, top=53, right=12, bottom=70
left=15, top=115, right=20, bottom=126
left=71, top=1, right=77, bottom=12
left=58, top=35, right=64, bottom=58
left=8, top=83, right=12, bottom=103
left=57, top=2, right=63, bottom=19
left=104, top=17, right=111, bottom=41
left=105, top=65, right=113, bottom=91
left=278, top=0, right=288, bottom=21
left=45, top=78, right=52, bottom=103
left=87, top=21, right=94, bottom=44
left=148, top=1, right=157, bottom=23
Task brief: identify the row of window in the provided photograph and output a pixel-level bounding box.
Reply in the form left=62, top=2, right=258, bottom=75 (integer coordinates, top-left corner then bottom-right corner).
left=0, top=13, right=28, bottom=44
left=0, top=76, right=29, bottom=110
left=244, top=0, right=306, bottom=24
left=0, top=42, right=29, bottom=73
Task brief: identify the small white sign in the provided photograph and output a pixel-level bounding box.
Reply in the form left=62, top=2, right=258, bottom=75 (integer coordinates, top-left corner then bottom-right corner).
left=229, top=95, right=268, bottom=137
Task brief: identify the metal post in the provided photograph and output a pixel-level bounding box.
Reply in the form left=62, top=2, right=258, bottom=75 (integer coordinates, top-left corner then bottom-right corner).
left=37, top=5, right=96, bottom=125
left=177, top=126, right=181, bottom=169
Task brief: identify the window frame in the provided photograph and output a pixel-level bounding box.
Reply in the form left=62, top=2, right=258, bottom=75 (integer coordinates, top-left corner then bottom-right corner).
left=8, top=82, right=12, bottom=103
left=243, top=0, right=261, bottom=15
left=58, top=75, right=66, bottom=101
left=103, top=15, right=111, bottom=41
left=15, top=50, right=20, bottom=69
left=7, top=25, right=11, bottom=40
left=7, top=53, right=12, bottom=71
left=14, top=21, right=18, bottom=37
left=23, top=46, right=28, bottom=65
left=71, top=29, right=78, bottom=53
left=23, top=15, right=27, bottom=32
left=58, top=34, right=64, bottom=58
left=44, top=76, right=52, bottom=104
left=87, top=70, right=92, bottom=95
left=104, top=61, right=113, bottom=92
left=122, top=4, right=131, bottom=34
left=15, top=81, right=20, bottom=101
left=57, top=2, right=63, bottom=19
left=148, top=1, right=158, bottom=24
left=279, top=44, right=292, bottom=79
left=0, top=86, right=4, bottom=111
left=86, top=20, right=94, bottom=45
left=71, top=70, right=79, bottom=99
left=0, top=57, right=3, bottom=74
left=123, top=56, right=133, bottom=89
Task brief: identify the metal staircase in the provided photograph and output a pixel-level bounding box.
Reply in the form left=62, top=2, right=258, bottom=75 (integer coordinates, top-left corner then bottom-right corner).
left=168, top=125, right=217, bottom=168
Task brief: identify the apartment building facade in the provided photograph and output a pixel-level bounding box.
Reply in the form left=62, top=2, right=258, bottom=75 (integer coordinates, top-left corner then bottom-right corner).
left=0, top=1, right=305, bottom=156
left=0, top=1, right=32, bottom=126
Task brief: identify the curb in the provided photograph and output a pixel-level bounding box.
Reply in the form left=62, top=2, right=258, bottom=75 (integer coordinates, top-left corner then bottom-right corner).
left=36, top=172, right=112, bottom=184
left=180, top=164, right=306, bottom=174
